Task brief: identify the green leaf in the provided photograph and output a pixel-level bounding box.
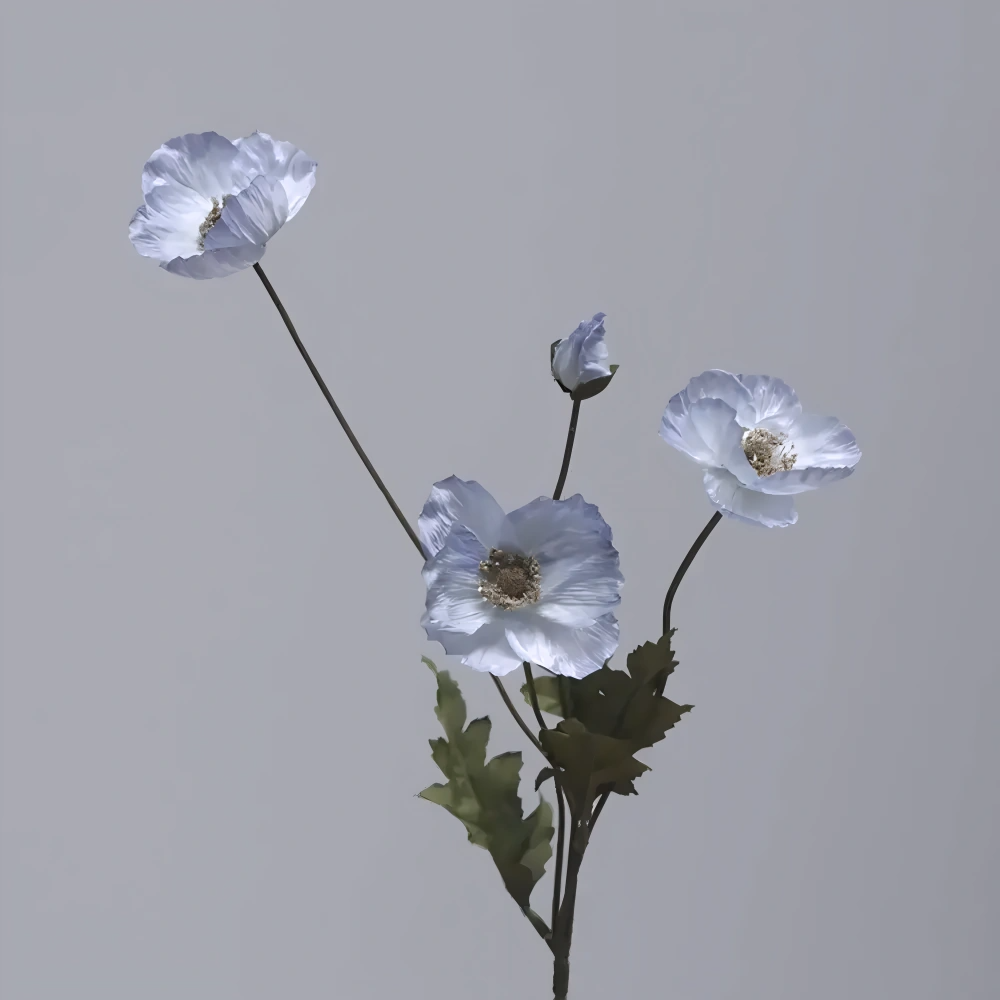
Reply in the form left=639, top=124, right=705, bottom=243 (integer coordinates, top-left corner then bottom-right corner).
left=536, top=634, right=691, bottom=801
left=520, top=672, right=567, bottom=717
left=419, top=661, right=555, bottom=923
left=541, top=719, right=649, bottom=813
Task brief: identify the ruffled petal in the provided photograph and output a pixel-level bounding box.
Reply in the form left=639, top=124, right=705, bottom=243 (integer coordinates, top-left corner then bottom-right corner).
left=491, top=495, right=622, bottom=625
left=737, top=374, right=802, bottom=431
left=753, top=464, right=855, bottom=495
left=683, top=370, right=757, bottom=426
left=660, top=393, right=751, bottom=479
left=703, top=468, right=797, bottom=527
left=551, top=313, right=611, bottom=391
left=421, top=524, right=494, bottom=634
left=205, top=175, right=289, bottom=249
left=787, top=413, right=861, bottom=469
left=162, top=242, right=265, bottom=279
left=234, top=131, right=317, bottom=220
left=140, top=132, right=253, bottom=200
left=417, top=477, right=507, bottom=559
left=505, top=612, right=619, bottom=679
left=423, top=618, right=523, bottom=676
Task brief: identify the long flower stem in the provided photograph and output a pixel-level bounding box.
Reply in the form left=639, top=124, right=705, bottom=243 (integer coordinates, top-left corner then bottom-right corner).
left=552, top=398, right=582, bottom=501
left=253, top=263, right=425, bottom=559
left=491, top=676, right=546, bottom=757
left=661, top=511, right=722, bottom=636
left=524, top=665, right=568, bottom=938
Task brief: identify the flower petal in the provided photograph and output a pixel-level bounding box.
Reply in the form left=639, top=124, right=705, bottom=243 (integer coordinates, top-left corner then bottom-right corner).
left=418, top=477, right=507, bottom=559
left=128, top=194, right=207, bottom=262
left=684, top=370, right=757, bottom=426
left=660, top=393, right=752, bottom=480
left=505, top=612, right=619, bottom=679
left=140, top=132, right=253, bottom=200
left=234, top=131, right=317, bottom=220
left=493, top=494, right=622, bottom=625
left=737, top=374, right=802, bottom=431
left=423, top=618, right=524, bottom=676
left=753, top=464, right=855, bottom=495
left=422, top=524, right=494, bottom=634
left=788, top=413, right=861, bottom=469
left=703, top=468, right=798, bottom=527
left=162, top=243, right=265, bottom=279
left=205, top=175, right=289, bottom=249
left=551, top=313, right=611, bottom=391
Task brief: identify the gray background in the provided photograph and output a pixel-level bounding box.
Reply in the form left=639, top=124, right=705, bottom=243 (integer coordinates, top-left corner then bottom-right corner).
left=2, top=1, right=997, bottom=998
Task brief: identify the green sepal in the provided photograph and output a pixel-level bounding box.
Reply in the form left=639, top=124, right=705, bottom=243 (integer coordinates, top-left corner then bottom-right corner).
left=571, top=364, right=619, bottom=401
left=534, top=766, right=556, bottom=791
left=418, top=659, right=555, bottom=922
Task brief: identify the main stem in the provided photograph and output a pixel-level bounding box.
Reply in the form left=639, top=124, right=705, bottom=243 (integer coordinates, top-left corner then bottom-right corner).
left=552, top=398, right=581, bottom=501
left=253, top=263, right=425, bottom=559
left=552, top=814, right=589, bottom=999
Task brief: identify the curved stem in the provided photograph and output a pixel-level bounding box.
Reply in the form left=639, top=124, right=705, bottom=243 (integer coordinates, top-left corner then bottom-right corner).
left=662, top=511, right=722, bottom=636
left=523, top=663, right=548, bottom=731
left=552, top=398, right=582, bottom=501
left=491, top=675, right=546, bottom=758
left=253, top=263, right=425, bottom=559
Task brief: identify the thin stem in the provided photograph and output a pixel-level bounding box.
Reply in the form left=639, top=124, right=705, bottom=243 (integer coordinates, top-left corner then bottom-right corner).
left=524, top=665, right=568, bottom=938
left=491, top=675, right=546, bottom=758
left=552, top=398, right=582, bottom=501
left=662, top=511, right=722, bottom=636
left=551, top=776, right=567, bottom=938
left=523, top=663, right=548, bottom=731
left=253, top=263, right=425, bottom=559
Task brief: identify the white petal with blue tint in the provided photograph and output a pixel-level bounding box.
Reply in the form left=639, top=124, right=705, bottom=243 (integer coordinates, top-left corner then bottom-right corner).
left=703, top=469, right=798, bottom=528
left=661, top=370, right=860, bottom=526
left=551, top=313, right=611, bottom=391
left=234, top=132, right=317, bottom=219
left=129, top=130, right=316, bottom=279
left=418, top=476, right=507, bottom=559
left=505, top=613, right=619, bottom=679
left=420, top=482, right=623, bottom=677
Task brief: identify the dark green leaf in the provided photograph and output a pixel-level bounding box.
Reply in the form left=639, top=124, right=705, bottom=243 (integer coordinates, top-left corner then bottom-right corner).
left=419, top=660, right=554, bottom=922
left=541, top=719, right=649, bottom=813
left=520, top=672, right=566, bottom=717
left=537, top=634, right=691, bottom=800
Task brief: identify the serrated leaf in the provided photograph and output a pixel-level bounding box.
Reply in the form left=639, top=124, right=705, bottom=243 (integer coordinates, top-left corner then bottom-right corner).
left=535, top=634, right=692, bottom=800
left=419, top=664, right=554, bottom=924
left=541, top=719, right=649, bottom=812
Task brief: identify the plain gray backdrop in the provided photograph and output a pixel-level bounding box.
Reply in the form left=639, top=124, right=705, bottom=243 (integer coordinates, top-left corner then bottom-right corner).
left=2, top=1, right=997, bottom=997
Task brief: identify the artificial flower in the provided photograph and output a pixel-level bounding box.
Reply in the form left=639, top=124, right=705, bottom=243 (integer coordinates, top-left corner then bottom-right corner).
left=659, top=370, right=860, bottom=527
left=419, top=477, right=623, bottom=678
left=551, top=313, right=613, bottom=394
left=128, top=131, right=316, bottom=279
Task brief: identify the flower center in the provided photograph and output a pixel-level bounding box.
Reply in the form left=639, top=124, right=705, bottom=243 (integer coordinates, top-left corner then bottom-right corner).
left=197, top=196, right=227, bottom=249
left=478, top=548, right=542, bottom=610
left=741, top=427, right=797, bottom=477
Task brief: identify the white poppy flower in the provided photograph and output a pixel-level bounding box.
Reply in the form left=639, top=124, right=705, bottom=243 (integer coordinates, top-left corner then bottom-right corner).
left=551, top=313, right=613, bottom=393
left=659, top=370, right=860, bottom=527
left=129, top=131, right=317, bottom=279
left=419, top=477, right=623, bottom=679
